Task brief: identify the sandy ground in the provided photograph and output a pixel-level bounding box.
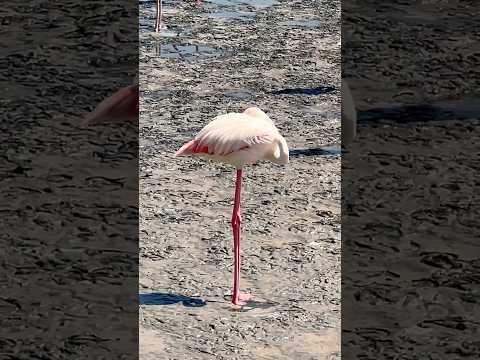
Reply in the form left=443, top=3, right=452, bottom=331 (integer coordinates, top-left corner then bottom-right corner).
left=139, top=0, right=341, bottom=359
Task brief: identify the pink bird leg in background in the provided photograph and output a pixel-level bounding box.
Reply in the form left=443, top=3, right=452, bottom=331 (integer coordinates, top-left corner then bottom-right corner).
left=175, top=107, right=289, bottom=306
left=154, top=0, right=202, bottom=32
left=155, top=0, right=162, bottom=32
left=83, top=74, right=139, bottom=125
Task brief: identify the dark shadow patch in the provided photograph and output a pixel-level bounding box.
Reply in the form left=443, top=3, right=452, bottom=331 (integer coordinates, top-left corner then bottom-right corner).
left=358, top=102, right=480, bottom=124
left=271, top=85, right=336, bottom=96
left=290, top=145, right=341, bottom=157
left=140, top=293, right=207, bottom=307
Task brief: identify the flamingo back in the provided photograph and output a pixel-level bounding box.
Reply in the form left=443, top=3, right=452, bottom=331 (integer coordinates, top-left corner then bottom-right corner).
left=175, top=108, right=289, bottom=168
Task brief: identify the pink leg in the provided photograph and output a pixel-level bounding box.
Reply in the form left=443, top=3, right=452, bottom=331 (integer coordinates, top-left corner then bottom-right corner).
left=155, top=0, right=162, bottom=32
left=231, top=169, right=252, bottom=305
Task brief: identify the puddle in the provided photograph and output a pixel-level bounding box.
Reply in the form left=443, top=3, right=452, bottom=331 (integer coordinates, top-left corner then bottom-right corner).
left=290, top=146, right=341, bottom=157
left=280, top=20, right=321, bottom=28
left=143, top=41, right=228, bottom=61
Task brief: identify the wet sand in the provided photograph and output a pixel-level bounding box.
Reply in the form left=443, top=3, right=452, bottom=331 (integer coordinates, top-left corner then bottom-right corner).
left=140, top=0, right=341, bottom=358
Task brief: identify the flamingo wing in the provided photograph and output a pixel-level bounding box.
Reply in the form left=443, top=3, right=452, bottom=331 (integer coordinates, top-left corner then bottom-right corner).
left=176, top=113, right=278, bottom=157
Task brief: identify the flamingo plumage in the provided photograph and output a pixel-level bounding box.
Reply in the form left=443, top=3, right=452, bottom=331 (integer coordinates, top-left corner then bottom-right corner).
left=175, top=107, right=289, bottom=305
left=83, top=74, right=139, bottom=125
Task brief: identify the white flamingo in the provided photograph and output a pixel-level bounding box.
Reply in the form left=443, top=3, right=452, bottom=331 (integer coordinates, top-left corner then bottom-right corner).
left=175, top=107, right=289, bottom=305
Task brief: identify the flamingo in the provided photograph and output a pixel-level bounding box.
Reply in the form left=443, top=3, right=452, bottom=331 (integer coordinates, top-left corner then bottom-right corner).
left=341, top=79, right=357, bottom=146
left=83, top=74, right=139, bottom=125
left=175, top=107, right=289, bottom=306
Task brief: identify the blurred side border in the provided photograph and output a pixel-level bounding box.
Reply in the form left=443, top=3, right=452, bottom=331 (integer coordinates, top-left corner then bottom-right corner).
left=342, top=1, right=480, bottom=358
left=0, top=1, right=139, bottom=358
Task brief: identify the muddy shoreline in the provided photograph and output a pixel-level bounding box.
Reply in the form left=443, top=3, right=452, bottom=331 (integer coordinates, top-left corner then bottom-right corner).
left=140, top=0, right=341, bottom=358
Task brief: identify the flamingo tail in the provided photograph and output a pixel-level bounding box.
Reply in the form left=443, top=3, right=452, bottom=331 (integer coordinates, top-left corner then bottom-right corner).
left=175, top=139, right=213, bottom=157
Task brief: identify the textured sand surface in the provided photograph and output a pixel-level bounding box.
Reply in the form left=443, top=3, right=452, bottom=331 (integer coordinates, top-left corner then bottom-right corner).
left=343, top=1, right=480, bottom=358
left=140, top=0, right=341, bottom=358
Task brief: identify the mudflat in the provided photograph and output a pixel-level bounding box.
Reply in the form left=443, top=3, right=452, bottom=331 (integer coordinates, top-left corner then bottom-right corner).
left=140, top=0, right=341, bottom=359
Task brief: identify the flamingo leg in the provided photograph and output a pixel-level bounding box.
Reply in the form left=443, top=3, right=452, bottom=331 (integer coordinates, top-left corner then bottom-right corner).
left=231, top=169, right=252, bottom=305
left=155, top=0, right=162, bottom=32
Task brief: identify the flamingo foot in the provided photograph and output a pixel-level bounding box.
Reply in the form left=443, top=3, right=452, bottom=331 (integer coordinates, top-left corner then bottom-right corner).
left=232, top=292, right=253, bottom=306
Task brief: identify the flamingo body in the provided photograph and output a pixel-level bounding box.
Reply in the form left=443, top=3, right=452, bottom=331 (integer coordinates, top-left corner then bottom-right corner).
left=175, top=107, right=289, bottom=306
left=175, top=107, right=289, bottom=169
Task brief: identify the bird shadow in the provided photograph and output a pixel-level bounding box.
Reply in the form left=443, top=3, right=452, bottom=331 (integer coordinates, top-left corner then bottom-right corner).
left=358, top=102, right=480, bottom=123
left=270, top=85, right=336, bottom=96
left=140, top=292, right=207, bottom=307
left=290, top=145, right=341, bottom=157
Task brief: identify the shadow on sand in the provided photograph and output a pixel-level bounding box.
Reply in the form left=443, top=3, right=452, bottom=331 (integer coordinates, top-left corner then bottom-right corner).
left=140, top=293, right=207, bottom=307
left=290, top=145, right=341, bottom=157
left=358, top=101, right=480, bottom=123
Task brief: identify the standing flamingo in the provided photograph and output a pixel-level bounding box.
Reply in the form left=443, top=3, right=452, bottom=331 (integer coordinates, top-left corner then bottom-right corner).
left=175, top=107, right=289, bottom=306
left=83, top=74, right=139, bottom=125
left=342, top=79, right=357, bottom=146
